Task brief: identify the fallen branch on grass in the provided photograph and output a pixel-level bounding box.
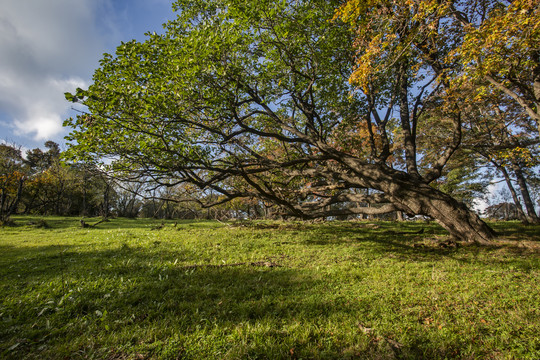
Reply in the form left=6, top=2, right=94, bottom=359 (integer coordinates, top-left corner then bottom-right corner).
left=80, top=218, right=110, bottom=228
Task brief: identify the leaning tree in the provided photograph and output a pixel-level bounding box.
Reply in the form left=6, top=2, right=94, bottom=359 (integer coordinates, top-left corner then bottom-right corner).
left=62, top=0, right=534, bottom=243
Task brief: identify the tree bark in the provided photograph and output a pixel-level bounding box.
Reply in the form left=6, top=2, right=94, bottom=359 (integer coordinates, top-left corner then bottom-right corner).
left=398, top=62, right=419, bottom=177
left=341, top=160, right=496, bottom=244
left=390, top=179, right=495, bottom=244
left=532, top=50, right=540, bottom=136
left=393, top=185, right=494, bottom=244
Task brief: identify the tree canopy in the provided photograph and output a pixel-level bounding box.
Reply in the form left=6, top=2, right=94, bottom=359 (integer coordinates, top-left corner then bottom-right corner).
left=64, top=0, right=539, bottom=243
left=337, top=0, right=540, bottom=133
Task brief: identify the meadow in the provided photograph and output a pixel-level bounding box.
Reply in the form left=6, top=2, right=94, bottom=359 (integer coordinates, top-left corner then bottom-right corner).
left=1, top=217, right=539, bottom=359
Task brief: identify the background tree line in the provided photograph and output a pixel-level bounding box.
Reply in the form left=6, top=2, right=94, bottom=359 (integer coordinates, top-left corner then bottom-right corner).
left=0, top=138, right=538, bottom=225
left=0, top=141, right=282, bottom=222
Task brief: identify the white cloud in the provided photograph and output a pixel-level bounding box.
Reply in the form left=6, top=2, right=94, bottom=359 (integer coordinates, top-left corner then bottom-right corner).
left=0, top=0, right=175, bottom=143
left=0, top=0, right=106, bottom=140
left=10, top=76, right=88, bottom=140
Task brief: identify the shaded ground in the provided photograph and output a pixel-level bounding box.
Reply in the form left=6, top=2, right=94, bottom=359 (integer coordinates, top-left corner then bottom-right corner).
left=1, top=217, right=539, bottom=359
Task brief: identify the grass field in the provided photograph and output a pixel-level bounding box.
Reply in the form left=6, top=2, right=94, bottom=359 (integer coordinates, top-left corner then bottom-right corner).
left=1, top=217, right=539, bottom=359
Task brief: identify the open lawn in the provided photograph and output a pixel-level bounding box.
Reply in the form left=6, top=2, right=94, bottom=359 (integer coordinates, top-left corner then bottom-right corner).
left=1, top=217, right=539, bottom=359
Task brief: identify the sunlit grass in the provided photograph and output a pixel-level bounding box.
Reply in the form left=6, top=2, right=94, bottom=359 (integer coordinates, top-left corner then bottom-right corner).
left=1, top=217, right=539, bottom=359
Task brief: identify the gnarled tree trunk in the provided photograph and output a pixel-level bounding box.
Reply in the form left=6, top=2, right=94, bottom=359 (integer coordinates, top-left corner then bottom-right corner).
left=390, top=182, right=496, bottom=244
left=345, top=162, right=496, bottom=244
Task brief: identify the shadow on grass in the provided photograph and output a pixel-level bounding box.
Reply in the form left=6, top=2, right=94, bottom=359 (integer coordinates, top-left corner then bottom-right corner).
left=490, top=221, right=540, bottom=240
left=2, top=246, right=344, bottom=359
left=2, top=242, right=486, bottom=360
left=297, top=221, right=540, bottom=271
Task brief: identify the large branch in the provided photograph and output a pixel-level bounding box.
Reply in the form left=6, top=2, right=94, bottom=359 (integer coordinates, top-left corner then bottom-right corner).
left=484, top=74, right=540, bottom=125
left=423, top=113, right=462, bottom=183
left=291, top=203, right=398, bottom=219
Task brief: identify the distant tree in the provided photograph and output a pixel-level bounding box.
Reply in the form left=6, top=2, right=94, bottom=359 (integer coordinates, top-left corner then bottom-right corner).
left=488, top=161, right=530, bottom=223
left=0, top=144, right=26, bottom=223
left=17, top=142, right=116, bottom=217
left=22, top=142, right=78, bottom=215
left=114, top=183, right=143, bottom=218
left=485, top=202, right=522, bottom=221
left=140, top=187, right=177, bottom=219
left=25, top=141, right=60, bottom=172
left=73, top=163, right=117, bottom=218
left=432, top=155, right=489, bottom=209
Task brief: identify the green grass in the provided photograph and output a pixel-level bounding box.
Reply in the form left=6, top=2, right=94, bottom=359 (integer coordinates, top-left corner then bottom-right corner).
left=1, top=217, right=539, bottom=359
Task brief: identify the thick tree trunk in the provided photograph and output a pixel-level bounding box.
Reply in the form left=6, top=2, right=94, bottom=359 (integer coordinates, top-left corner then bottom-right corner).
left=390, top=182, right=495, bottom=244
left=347, top=163, right=497, bottom=244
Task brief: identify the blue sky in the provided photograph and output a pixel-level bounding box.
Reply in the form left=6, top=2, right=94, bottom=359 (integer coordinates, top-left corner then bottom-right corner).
left=0, top=0, right=176, bottom=150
